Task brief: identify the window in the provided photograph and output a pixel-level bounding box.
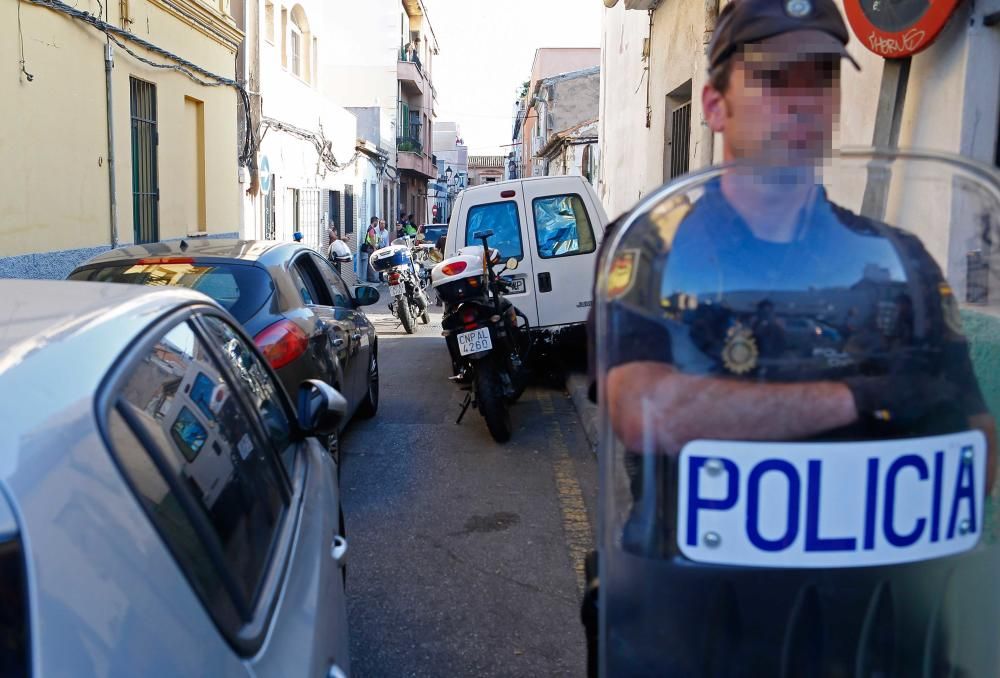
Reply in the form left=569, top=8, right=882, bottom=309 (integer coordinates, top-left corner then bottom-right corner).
left=329, top=189, right=342, bottom=234
left=109, top=319, right=290, bottom=637
left=312, top=37, right=318, bottom=83
left=264, top=1, right=274, bottom=43
left=665, top=80, right=693, bottom=180
left=292, top=254, right=332, bottom=306
left=532, top=194, right=596, bottom=259
left=130, top=77, right=159, bottom=244
left=68, top=262, right=274, bottom=325
left=200, top=315, right=294, bottom=473
left=465, top=201, right=523, bottom=260
left=280, top=7, right=288, bottom=68
left=290, top=27, right=302, bottom=77
left=313, top=254, right=352, bottom=307
left=344, top=185, right=355, bottom=235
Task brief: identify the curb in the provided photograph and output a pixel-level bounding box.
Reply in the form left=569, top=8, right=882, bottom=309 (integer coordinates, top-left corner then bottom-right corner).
left=566, top=372, right=598, bottom=453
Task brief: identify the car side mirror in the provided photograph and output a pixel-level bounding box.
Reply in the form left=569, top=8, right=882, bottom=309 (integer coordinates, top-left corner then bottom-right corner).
left=505, top=257, right=519, bottom=271
left=296, top=379, right=347, bottom=436
left=354, top=285, right=380, bottom=307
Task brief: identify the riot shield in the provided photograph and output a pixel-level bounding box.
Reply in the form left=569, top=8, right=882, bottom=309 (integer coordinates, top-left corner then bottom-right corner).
left=595, top=148, right=1000, bottom=677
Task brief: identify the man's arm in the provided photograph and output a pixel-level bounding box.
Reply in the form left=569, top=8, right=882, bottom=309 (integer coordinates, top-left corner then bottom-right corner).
left=607, top=361, right=857, bottom=454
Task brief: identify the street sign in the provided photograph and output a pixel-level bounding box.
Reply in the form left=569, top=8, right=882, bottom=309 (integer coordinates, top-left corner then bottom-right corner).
left=844, top=0, right=961, bottom=58
left=260, top=155, right=271, bottom=193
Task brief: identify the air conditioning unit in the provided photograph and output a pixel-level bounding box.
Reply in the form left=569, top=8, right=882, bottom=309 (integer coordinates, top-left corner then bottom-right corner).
left=624, top=0, right=661, bottom=8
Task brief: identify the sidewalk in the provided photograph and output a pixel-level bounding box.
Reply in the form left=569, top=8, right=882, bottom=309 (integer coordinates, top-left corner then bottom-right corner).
left=566, top=372, right=598, bottom=454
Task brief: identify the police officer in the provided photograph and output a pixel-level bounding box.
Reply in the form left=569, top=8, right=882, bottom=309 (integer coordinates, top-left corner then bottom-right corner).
left=584, top=0, right=998, bottom=673
left=600, top=0, right=995, bottom=466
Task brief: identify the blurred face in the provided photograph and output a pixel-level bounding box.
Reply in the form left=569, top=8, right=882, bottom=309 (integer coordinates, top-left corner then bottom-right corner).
left=703, top=43, right=841, bottom=163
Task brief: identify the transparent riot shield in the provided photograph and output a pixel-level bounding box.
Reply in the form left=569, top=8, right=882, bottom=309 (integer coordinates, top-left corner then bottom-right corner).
left=596, top=149, right=1000, bottom=677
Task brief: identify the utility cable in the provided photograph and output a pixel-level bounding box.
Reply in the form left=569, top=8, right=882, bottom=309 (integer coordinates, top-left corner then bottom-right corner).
left=23, top=0, right=254, bottom=166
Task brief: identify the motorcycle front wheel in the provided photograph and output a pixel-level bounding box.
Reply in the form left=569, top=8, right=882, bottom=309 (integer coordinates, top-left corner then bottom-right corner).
left=397, top=297, right=414, bottom=334
left=476, top=365, right=511, bottom=443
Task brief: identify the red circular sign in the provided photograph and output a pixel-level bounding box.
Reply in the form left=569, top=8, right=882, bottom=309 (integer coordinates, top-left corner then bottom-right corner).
left=844, top=0, right=961, bottom=58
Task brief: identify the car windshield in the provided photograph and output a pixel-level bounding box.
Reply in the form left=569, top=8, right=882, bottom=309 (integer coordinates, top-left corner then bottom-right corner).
left=69, top=261, right=273, bottom=323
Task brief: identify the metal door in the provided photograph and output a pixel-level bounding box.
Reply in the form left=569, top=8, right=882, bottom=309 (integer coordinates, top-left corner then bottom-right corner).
left=130, top=77, right=159, bottom=244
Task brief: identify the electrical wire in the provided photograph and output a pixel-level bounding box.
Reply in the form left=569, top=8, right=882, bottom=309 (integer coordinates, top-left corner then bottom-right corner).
left=17, top=0, right=35, bottom=82
left=262, top=116, right=362, bottom=176
left=23, top=0, right=255, bottom=166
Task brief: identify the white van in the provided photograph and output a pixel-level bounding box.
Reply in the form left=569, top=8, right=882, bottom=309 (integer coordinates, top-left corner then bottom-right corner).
left=443, top=175, right=610, bottom=340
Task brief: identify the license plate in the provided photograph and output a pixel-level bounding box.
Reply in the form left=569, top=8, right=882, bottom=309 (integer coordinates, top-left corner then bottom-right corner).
left=389, top=284, right=405, bottom=297
left=457, top=328, right=492, bottom=356
left=503, top=276, right=526, bottom=294
left=676, top=430, right=986, bottom=568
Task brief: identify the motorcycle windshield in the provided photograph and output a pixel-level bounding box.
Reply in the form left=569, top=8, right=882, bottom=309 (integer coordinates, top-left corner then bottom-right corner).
left=595, top=149, right=1000, bottom=676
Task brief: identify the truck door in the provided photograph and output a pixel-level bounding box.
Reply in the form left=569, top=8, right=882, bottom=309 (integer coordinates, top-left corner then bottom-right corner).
left=521, top=177, right=601, bottom=329
left=456, top=183, right=539, bottom=328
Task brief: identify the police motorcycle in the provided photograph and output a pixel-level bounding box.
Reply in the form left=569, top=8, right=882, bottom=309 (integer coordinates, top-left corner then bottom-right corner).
left=591, top=148, right=1000, bottom=677
left=432, top=229, right=531, bottom=443
left=370, top=237, right=431, bottom=334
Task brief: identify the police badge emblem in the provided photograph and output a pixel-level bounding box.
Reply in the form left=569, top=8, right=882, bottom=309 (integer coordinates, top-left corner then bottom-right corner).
left=607, top=250, right=639, bottom=299
left=722, top=324, right=759, bottom=375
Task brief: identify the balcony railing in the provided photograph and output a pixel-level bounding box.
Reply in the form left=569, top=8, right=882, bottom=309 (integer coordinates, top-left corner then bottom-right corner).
left=399, top=48, right=423, bottom=72
left=397, top=136, right=423, bottom=154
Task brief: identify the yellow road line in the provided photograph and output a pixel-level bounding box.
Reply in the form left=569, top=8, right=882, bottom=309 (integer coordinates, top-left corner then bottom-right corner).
left=540, top=392, right=593, bottom=594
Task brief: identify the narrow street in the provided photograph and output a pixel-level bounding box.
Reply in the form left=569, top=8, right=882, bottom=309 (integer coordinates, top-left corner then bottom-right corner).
left=340, top=303, right=598, bottom=677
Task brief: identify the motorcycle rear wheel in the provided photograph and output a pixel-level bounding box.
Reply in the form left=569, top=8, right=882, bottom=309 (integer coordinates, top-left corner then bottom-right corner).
left=476, top=366, right=511, bottom=443
left=398, top=297, right=415, bottom=334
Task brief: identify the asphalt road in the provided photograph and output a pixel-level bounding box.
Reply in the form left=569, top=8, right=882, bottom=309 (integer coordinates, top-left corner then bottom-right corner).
left=340, top=301, right=598, bottom=677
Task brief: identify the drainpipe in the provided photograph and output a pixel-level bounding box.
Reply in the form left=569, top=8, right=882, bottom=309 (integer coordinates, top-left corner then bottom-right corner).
left=104, top=40, right=119, bottom=248
left=700, top=0, right=720, bottom=166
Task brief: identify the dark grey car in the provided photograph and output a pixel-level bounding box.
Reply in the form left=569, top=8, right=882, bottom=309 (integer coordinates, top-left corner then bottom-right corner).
left=0, top=280, right=350, bottom=677
left=69, top=239, right=380, bottom=467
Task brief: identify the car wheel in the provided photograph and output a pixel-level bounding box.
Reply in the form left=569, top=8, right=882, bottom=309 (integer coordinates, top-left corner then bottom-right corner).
left=357, top=348, right=379, bottom=418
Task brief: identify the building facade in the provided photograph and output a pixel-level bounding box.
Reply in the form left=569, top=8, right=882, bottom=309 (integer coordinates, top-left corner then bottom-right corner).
left=511, top=48, right=601, bottom=180
left=526, top=66, right=600, bottom=180
left=597, top=0, right=1000, bottom=220
left=235, top=0, right=366, bottom=281
left=1, top=0, right=244, bottom=279
left=468, top=156, right=507, bottom=186
left=430, top=121, right=469, bottom=223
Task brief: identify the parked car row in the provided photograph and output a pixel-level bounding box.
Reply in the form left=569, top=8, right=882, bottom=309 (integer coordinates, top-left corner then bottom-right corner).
left=1, top=239, right=383, bottom=677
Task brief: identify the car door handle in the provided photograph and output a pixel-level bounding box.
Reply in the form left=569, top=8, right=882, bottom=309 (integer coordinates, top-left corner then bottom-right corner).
left=331, top=535, right=348, bottom=566
left=333, top=337, right=346, bottom=348
left=538, top=272, right=552, bottom=293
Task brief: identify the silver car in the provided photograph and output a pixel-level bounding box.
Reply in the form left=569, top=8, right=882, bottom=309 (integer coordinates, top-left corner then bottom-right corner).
left=0, top=280, right=350, bottom=677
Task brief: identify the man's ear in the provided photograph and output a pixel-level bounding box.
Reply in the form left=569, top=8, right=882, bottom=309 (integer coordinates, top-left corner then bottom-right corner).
left=702, top=84, right=727, bottom=134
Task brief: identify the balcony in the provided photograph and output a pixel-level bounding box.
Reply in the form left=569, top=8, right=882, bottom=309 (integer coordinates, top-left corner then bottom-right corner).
left=396, top=136, right=436, bottom=180
left=398, top=50, right=427, bottom=96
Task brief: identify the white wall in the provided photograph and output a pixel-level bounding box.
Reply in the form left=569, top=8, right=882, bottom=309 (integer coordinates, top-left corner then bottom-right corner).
left=598, top=0, right=1000, bottom=222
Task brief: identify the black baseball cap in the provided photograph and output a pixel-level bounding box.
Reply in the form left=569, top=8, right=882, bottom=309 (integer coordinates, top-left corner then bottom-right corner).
left=708, top=0, right=860, bottom=70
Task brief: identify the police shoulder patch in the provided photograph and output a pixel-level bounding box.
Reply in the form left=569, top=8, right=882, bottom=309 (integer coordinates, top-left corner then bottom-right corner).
left=607, top=249, right=639, bottom=299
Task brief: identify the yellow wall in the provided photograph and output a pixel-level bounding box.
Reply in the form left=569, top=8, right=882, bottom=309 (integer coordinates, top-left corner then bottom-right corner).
left=0, top=0, right=242, bottom=259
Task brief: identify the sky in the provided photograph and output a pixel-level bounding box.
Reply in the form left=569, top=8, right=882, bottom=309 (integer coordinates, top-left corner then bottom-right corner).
left=422, top=0, right=604, bottom=157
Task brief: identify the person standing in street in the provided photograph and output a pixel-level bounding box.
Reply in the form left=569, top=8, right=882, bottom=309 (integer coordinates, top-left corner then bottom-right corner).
left=361, top=217, right=379, bottom=282
left=377, top=219, right=390, bottom=248
left=326, top=226, right=350, bottom=275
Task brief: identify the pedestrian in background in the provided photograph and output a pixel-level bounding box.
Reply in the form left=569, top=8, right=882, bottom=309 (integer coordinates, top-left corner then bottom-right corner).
left=327, top=227, right=350, bottom=275
left=362, top=217, right=378, bottom=282
left=377, top=219, right=389, bottom=248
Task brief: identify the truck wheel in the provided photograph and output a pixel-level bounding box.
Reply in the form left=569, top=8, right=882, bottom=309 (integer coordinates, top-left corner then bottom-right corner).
left=398, top=297, right=414, bottom=334
left=476, top=366, right=511, bottom=443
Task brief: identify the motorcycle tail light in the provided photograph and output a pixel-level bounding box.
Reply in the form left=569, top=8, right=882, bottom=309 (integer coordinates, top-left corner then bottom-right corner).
left=461, top=306, right=477, bottom=325
left=254, top=319, right=309, bottom=370
left=468, top=277, right=479, bottom=288
left=441, top=261, right=468, bottom=277
left=388, top=272, right=402, bottom=285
